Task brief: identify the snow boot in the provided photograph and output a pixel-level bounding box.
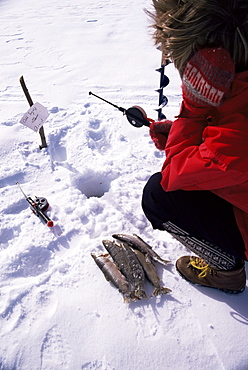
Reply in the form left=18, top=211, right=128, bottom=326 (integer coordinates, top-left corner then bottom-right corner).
left=176, top=256, right=246, bottom=294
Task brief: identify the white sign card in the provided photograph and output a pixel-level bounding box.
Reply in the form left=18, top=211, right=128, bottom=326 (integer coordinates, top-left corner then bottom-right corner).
left=20, top=102, right=49, bottom=132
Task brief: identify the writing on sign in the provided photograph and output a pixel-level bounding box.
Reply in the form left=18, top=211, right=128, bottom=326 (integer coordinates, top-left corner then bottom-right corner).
left=20, top=102, right=49, bottom=132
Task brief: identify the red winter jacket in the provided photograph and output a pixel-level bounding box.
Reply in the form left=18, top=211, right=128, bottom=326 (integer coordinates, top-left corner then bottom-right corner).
left=161, top=70, right=248, bottom=259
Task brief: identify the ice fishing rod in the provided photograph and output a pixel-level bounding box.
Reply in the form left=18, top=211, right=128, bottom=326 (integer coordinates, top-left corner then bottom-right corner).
left=89, top=91, right=154, bottom=128
left=16, top=182, right=54, bottom=227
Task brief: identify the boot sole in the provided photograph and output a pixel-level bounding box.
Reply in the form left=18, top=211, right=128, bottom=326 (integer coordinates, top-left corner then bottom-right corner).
left=176, top=265, right=245, bottom=295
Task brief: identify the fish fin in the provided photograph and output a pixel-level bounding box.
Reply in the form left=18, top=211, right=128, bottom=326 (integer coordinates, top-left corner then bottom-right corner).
left=134, top=288, right=148, bottom=300
left=123, top=296, right=131, bottom=304
left=152, top=287, right=172, bottom=296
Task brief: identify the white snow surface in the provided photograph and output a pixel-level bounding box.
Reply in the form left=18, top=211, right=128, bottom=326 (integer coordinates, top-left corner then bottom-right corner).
left=0, top=0, right=248, bottom=369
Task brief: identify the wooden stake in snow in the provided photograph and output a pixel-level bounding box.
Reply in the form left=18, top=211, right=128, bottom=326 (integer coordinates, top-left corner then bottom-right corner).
left=19, top=75, right=48, bottom=149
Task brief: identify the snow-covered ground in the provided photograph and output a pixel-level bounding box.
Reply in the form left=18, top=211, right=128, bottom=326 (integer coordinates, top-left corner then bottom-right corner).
left=0, top=0, right=247, bottom=369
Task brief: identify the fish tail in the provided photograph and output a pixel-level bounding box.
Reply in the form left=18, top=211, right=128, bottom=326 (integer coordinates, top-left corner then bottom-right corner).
left=152, top=287, right=172, bottom=297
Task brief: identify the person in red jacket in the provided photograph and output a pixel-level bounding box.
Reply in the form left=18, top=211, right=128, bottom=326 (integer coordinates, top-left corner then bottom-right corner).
left=142, top=0, right=248, bottom=293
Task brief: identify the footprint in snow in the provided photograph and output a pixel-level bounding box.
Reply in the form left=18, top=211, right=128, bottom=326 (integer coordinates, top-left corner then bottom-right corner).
left=81, top=358, right=114, bottom=369
left=6, top=247, right=52, bottom=278
left=40, top=326, right=72, bottom=370
left=0, top=226, right=21, bottom=249
left=0, top=171, right=25, bottom=189
left=87, top=118, right=110, bottom=154
left=49, top=132, right=67, bottom=162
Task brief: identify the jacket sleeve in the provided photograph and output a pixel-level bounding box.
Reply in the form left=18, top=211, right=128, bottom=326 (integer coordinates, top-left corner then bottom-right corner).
left=161, top=112, right=248, bottom=192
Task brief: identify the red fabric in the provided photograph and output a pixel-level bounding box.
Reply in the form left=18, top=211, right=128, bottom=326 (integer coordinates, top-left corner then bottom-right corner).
left=157, top=50, right=248, bottom=259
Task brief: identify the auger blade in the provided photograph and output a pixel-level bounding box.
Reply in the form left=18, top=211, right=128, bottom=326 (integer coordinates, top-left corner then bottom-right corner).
left=158, top=95, right=168, bottom=109
left=155, top=66, right=164, bottom=73
left=160, top=75, right=170, bottom=89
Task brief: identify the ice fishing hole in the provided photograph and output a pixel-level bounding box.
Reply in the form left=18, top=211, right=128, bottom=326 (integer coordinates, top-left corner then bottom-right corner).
left=71, top=170, right=116, bottom=198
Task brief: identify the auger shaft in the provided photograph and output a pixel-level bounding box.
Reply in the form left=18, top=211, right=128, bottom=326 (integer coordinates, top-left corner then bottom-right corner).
left=156, top=59, right=170, bottom=120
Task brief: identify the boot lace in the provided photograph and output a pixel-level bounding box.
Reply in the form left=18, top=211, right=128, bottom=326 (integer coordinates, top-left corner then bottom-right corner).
left=188, top=257, right=211, bottom=278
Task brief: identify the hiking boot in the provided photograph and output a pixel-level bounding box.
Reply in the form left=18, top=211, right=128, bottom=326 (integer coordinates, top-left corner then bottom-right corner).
left=176, top=256, right=246, bottom=294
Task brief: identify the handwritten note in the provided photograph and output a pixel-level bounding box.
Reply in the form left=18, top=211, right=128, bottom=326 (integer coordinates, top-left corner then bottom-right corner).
left=20, top=102, right=49, bottom=132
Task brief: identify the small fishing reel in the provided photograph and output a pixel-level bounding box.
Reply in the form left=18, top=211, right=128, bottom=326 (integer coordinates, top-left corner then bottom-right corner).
left=32, top=197, right=49, bottom=212
left=125, top=106, right=151, bottom=128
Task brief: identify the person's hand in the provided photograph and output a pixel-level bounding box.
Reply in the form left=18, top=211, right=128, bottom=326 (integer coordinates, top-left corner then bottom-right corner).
left=149, top=120, right=172, bottom=150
